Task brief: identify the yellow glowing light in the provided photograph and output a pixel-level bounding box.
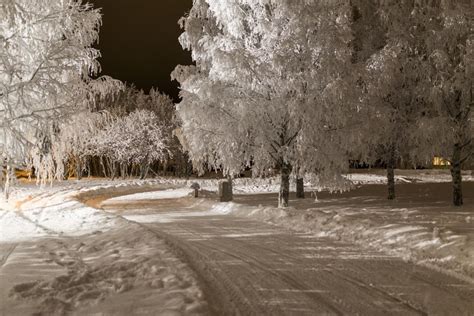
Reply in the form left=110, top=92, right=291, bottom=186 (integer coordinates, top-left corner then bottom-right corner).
left=433, top=157, right=451, bottom=167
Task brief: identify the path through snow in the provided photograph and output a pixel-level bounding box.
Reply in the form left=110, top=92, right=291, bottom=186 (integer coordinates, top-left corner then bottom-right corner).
left=101, top=194, right=474, bottom=315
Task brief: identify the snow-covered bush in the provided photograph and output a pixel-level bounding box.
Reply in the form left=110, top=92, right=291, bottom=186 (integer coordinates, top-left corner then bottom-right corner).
left=89, top=109, right=170, bottom=179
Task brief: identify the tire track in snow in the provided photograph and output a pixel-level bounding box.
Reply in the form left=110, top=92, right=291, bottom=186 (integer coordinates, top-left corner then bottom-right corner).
left=97, top=189, right=474, bottom=315
left=150, top=222, right=347, bottom=315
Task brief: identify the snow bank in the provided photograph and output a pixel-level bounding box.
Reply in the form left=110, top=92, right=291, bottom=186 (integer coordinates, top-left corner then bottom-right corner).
left=107, top=188, right=193, bottom=202
left=0, top=178, right=188, bottom=242
left=0, top=189, right=119, bottom=242
left=230, top=203, right=474, bottom=282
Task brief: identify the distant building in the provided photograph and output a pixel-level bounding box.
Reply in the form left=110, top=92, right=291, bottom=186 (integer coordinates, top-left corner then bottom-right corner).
left=432, top=157, right=451, bottom=167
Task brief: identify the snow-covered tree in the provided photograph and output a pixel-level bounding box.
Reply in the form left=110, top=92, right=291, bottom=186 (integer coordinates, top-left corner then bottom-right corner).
left=174, top=0, right=361, bottom=207
left=424, top=0, right=473, bottom=206
left=361, top=1, right=472, bottom=205
left=88, top=109, right=170, bottom=180
left=95, top=85, right=187, bottom=177
left=362, top=1, right=436, bottom=200
left=0, top=0, right=121, bottom=195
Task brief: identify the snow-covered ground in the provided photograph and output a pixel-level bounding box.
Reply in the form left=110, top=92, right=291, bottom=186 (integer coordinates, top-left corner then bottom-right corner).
left=1, top=169, right=473, bottom=313
left=0, top=180, right=208, bottom=315
left=225, top=172, right=474, bottom=282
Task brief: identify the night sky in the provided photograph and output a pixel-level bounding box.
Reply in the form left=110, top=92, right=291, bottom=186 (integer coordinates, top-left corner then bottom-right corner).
left=89, top=0, right=193, bottom=100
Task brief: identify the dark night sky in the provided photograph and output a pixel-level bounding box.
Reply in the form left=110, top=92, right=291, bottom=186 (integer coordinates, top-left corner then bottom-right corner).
left=89, top=0, right=193, bottom=100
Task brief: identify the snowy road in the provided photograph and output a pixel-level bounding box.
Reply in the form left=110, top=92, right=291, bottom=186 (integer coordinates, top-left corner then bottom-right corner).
left=102, top=195, right=474, bottom=316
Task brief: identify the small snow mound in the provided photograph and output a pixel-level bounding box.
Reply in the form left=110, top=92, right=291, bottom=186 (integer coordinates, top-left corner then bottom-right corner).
left=107, top=188, right=193, bottom=202
left=210, top=202, right=235, bottom=214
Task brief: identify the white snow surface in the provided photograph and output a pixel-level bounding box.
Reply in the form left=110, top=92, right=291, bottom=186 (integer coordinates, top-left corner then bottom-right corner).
left=0, top=179, right=208, bottom=315
left=345, top=169, right=474, bottom=184
left=0, top=188, right=119, bottom=242
left=107, top=188, right=193, bottom=202
left=227, top=182, right=474, bottom=281
left=1, top=169, right=473, bottom=276
left=123, top=202, right=236, bottom=224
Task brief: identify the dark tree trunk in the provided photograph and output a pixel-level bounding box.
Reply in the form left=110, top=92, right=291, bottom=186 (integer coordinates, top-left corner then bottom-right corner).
left=228, top=175, right=233, bottom=192
left=108, top=159, right=116, bottom=180
left=451, top=143, right=463, bottom=206
left=387, top=145, right=396, bottom=200
left=86, top=158, right=91, bottom=178
left=139, top=163, right=150, bottom=180
left=296, top=177, right=305, bottom=199
left=387, top=166, right=395, bottom=200
left=121, top=163, right=128, bottom=180
left=279, top=162, right=292, bottom=208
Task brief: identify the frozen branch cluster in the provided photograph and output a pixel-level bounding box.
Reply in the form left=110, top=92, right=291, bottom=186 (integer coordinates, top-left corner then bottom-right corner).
left=174, top=0, right=473, bottom=206
left=28, top=87, right=175, bottom=185
left=0, top=0, right=121, bottom=161
left=174, top=0, right=362, bottom=207
left=0, top=0, right=122, bottom=196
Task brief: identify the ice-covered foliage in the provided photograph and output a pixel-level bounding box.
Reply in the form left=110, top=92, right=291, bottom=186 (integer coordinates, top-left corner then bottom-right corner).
left=91, top=109, right=170, bottom=171
left=360, top=1, right=437, bottom=199
left=423, top=0, right=473, bottom=206
left=0, top=0, right=122, bottom=170
left=174, top=0, right=363, bottom=207
left=359, top=0, right=473, bottom=205
left=29, top=111, right=112, bottom=185
left=28, top=107, right=171, bottom=184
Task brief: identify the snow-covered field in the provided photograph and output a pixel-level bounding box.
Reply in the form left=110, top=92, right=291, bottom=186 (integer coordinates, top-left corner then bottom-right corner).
left=226, top=172, right=474, bottom=282
left=1, top=169, right=473, bottom=314
left=0, top=180, right=207, bottom=315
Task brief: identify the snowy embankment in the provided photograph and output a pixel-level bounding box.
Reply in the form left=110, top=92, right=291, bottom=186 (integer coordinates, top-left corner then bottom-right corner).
left=0, top=180, right=207, bottom=315
left=230, top=203, right=474, bottom=282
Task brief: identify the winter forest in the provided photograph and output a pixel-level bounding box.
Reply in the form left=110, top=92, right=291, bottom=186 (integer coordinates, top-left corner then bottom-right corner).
left=0, top=0, right=473, bottom=315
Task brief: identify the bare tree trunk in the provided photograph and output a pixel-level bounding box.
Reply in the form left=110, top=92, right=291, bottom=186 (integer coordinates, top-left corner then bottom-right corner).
left=162, top=161, right=168, bottom=177
left=139, top=163, right=150, bottom=180
left=387, top=145, right=396, bottom=200
left=451, top=143, right=463, bottom=206
left=121, top=163, right=128, bottom=180
left=296, top=177, right=305, bottom=199
left=295, top=165, right=305, bottom=199
left=100, top=157, right=108, bottom=178
left=76, top=158, right=82, bottom=181
left=0, top=162, right=5, bottom=197
left=86, top=159, right=91, bottom=178
left=227, top=174, right=233, bottom=200
left=108, top=160, right=116, bottom=181
left=4, top=163, right=11, bottom=200
left=279, top=162, right=292, bottom=208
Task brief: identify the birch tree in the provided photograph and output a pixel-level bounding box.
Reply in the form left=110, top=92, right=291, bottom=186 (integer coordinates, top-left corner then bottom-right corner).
left=174, top=0, right=359, bottom=207
left=425, top=0, right=473, bottom=206
left=359, top=1, right=452, bottom=201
